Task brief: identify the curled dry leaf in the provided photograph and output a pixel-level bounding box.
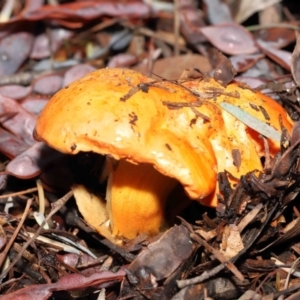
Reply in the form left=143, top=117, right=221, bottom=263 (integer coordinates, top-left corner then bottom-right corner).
left=34, top=68, right=293, bottom=241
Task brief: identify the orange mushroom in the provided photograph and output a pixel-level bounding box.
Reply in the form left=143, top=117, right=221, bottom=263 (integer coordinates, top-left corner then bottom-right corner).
left=34, top=68, right=293, bottom=241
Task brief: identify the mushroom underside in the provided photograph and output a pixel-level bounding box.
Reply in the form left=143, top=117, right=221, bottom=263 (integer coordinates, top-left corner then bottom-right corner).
left=108, top=160, right=181, bottom=239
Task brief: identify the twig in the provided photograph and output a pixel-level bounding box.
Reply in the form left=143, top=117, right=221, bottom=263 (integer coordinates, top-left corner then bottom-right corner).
left=0, top=187, right=38, bottom=199
left=0, top=198, right=33, bottom=270
left=177, top=263, right=225, bottom=289
left=190, top=233, right=244, bottom=281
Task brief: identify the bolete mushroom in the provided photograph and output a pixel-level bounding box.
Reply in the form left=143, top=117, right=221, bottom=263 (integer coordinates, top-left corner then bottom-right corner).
left=34, top=68, right=293, bottom=241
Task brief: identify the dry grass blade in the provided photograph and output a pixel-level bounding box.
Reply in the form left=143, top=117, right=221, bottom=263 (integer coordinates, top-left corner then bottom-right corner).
left=220, top=102, right=282, bottom=142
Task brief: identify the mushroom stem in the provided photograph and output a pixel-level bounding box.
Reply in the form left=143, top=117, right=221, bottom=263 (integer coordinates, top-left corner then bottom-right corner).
left=108, top=160, right=178, bottom=239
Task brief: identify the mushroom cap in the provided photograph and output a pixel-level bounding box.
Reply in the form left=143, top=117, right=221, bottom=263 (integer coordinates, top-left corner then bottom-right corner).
left=34, top=68, right=218, bottom=200
left=34, top=68, right=293, bottom=205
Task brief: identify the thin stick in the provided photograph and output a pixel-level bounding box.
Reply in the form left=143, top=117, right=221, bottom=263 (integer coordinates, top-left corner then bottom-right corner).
left=0, top=187, right=38, bottom=199
left=0, top=198, right=33, bottom=270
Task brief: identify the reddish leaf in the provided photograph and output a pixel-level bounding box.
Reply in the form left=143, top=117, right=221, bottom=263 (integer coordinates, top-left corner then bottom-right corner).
left=0, top=32, right=33, bottom=76
left=0, top=269, right=126, bottom=300
left=200, top=24, right=259, bottom=55
left=21, top=97, right=49, bottom=116
left=28, top=1, right=151, bottom=19
left=0, top=94, right=36, bottom=145
left=0, top=85, right=31, bottom=100
left=63, top=64, right=96, bottom=87
left=32, top=74, right=63, bottom=95
left=7, top=1, right=152, bottom=29
left=0, top=127, right=28, bottom=159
